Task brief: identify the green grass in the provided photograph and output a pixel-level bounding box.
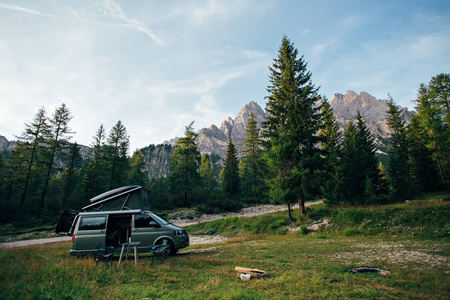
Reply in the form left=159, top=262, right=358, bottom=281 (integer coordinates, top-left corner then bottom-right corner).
left=0, top=234, right=448, bottom=299
left=188, top=195, right=450, bottom=239
left=0, top=194, right=449, bottom=299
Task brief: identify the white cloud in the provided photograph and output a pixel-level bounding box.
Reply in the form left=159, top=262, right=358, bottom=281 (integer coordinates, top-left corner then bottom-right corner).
left=101, top=0, right=164, bottom=45
left=0, top=3, right=43, bottom=16
left=301, top=28, right=311, bottom=35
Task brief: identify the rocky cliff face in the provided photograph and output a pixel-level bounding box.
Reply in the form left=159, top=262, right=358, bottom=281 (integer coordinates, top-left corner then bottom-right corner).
left=0, top=91, right=414, bottom=179
left=195, top=100, right=266, bottom=159
left=330, top=91, right=414, bottom=143
left=140, top=144, right=174, bottom=178
left=0, top=135, right=17, bottom=153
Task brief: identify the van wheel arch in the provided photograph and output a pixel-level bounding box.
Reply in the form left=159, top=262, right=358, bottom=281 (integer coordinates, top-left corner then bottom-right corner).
left=157, top=238, right=177, bottom=256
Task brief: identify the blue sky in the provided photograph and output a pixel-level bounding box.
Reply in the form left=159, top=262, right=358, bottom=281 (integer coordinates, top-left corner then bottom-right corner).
left=0, top=0, right=449, bottom=151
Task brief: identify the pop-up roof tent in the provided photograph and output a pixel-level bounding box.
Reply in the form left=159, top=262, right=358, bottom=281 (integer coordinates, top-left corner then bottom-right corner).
left=56, top=185, right=149, bottom=234
left=82, top=185, right=149, bottom=212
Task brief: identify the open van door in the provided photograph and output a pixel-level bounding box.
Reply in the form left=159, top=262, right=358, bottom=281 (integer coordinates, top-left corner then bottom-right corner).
left=56, top=210, right=79, bottom=235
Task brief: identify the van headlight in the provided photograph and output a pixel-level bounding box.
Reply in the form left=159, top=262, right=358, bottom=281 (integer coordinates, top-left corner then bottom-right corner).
left=174, top=230, right=187, bottom=236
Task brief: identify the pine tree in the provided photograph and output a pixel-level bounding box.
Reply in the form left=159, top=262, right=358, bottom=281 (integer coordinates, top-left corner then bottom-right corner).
left=240, top=112, right=265, bottom=198
left=17, top=107, right=50, bottom=207
left=169, top=122, right=201, bottom=207
left=407, top=117, right=441, bottom=193
left=82, top=124, right=107, bottom=199
left=106, top=120, right=130, bottom=189
left=60, top=142, right=82, bottom=210
left=38, top=103, right=74, bottom=219
left=414, top=73, right=450, bottom=188
left=0, top=153, right=6, bottom=203
left=221, top=139, right=240, bottom=197
left=200, top=153, right=216, bottom=188
left=199, top=153, right=218, bottom=203
left=355, top=113, right=382, bottom=204
left=262, top=36, right=322, bottom=218
left=386, top=95, right=412, bottom=200
left=319, top=98, right=341, bottom=205
left=339, top=121, right=360, bottom=204
left=128, top=150, right=147, bottom=187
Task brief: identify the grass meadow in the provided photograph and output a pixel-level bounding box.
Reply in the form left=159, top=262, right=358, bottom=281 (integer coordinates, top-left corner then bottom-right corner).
left=0, top=195, right=449, bottom=299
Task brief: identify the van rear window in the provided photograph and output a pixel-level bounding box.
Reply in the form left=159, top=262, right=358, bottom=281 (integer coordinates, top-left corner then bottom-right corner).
left=79, top=216, right=106, bottom=230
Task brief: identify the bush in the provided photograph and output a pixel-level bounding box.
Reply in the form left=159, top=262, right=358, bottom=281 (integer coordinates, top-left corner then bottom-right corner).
left=197, top=196, right=242, bottom=214
left=343, top=227, right=362, bottom=236
left=334, top=209, right=368, bottom=225
left=434, top=224, right=450, bottom=237
left=300, top=225, right=308, bottom=235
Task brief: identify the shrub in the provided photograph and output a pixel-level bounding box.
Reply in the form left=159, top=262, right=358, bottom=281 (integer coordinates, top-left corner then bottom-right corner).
left=434, top=224, right=450, bottom=237
left=300, top=225, right=308, bottom=235
left=343, top=227, right=362, bottom=236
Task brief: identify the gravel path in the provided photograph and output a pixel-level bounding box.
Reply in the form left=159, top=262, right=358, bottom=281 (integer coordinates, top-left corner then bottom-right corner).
left=0, top=200, right=322, bottom=249
left=169, top=200, right=322, bottom=227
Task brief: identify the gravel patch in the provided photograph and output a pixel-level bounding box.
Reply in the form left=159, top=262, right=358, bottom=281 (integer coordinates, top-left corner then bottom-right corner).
left=169, top=200, right=322, bottom=227
left=330, top=241, right=450, bottom=271
left=0, top=236, right=71, bottom=249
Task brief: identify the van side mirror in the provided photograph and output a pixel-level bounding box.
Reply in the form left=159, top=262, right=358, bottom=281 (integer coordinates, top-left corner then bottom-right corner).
left=149, top=221, right=159, bottom=227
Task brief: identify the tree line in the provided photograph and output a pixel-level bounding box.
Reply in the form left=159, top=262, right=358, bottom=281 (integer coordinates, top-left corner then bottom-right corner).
left=0, top=36, right=448, bottom=225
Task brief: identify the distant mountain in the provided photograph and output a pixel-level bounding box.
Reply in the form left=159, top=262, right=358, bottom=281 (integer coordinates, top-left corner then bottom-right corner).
left=0, top=135, right=17, bottom=153
left=1, top=91, right=414, bottom=179
left=195, top=100, right=266, bottom=159
left=165, top=91, right=413, bottom=164
left=330, top=91, right=414, bottom=144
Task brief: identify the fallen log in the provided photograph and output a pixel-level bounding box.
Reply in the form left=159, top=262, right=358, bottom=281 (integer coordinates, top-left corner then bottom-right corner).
left=235, top=267, right=268, bottom=279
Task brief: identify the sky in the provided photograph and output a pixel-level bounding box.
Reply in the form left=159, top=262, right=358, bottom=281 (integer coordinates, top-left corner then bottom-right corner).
left=0, top=0, right=449, bottom=152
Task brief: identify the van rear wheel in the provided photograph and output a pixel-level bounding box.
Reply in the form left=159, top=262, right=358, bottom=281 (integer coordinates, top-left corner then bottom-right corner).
left=159, top=239, right=176, bottom=256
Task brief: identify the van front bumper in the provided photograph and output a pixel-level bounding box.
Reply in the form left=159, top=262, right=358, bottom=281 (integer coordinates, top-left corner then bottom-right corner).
left=176, top=235, right=189, bottom=249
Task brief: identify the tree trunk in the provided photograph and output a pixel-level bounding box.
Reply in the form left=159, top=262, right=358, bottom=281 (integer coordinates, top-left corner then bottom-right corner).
left=298, top=198, right=306, bottom=217
left=287, top=202, right=293, bottom=223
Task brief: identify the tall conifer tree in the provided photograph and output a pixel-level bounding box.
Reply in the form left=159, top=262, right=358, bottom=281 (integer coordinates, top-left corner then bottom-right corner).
left=240, top=112, right=265, bottom=198
left=82, top=124, right=107, bottom=199
left=38, top=104, right=73, bottom=219
left=106, top=120, right=129, bottom=189
left=386, top=95, right=412, bottom=200
left=262, top=36, right=322, bottom=218
left=339, top=121, right=360, bottom=204
left=221, top=139, right=240, bottom=197
left=414, top=73, right=450, bottom=188
left=319, top=98, right=341, bottom=205
left=128, top=150, right=147, bottom=187
left=169, top=122, right=201, bottom=207
left=60, top=142, right=82, bottom=210
left=17, top=107, right=49, bottom=207
left=407, top=117, right=441, bottom=193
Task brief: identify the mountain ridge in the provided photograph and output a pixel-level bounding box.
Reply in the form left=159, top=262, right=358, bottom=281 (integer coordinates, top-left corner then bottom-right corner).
left=0, top=91, right=414, bottom=178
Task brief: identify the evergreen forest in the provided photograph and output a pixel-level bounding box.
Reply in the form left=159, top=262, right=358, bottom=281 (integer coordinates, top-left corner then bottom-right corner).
left=0, top=36, right=448, bottom=226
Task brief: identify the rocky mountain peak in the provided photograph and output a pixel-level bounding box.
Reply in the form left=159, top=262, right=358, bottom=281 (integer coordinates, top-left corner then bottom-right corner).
left=195, top=101, right=267, bottom=159
left=331, top=90, right=414, bottom=142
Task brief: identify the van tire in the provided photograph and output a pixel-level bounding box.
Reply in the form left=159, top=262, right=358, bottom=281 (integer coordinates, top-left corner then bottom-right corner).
left=159, top=239, right=176, bottom=256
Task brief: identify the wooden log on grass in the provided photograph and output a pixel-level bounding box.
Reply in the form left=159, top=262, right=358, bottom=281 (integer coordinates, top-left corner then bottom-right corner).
left=235, top=267, right=268, bottom=278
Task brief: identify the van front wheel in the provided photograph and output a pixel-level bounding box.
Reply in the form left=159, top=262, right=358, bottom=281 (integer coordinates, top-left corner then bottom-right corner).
left=159, top=239, right=176, bottom=256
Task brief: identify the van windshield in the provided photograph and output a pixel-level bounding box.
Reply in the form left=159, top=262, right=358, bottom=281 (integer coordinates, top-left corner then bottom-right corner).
left=150, top=213, right=169, bottom=225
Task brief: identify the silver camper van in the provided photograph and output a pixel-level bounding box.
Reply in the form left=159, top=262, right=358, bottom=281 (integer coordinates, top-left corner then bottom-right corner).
left=56, top=186, right=189, bottom=255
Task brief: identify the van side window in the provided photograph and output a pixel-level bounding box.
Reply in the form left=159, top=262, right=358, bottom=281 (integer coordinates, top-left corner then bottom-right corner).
left=135, top=214, right=155, bottom=228
left=79, top=216, right=106, bottom=230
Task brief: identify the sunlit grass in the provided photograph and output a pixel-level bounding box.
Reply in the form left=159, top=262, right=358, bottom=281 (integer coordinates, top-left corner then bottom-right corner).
left=0, top=232, right=448, bottom=299
left=1, top=194, right=449, bottom=299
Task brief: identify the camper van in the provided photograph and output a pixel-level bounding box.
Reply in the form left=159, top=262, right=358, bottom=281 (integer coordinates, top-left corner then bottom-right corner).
left=56, top=186, right=189, bottom=255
